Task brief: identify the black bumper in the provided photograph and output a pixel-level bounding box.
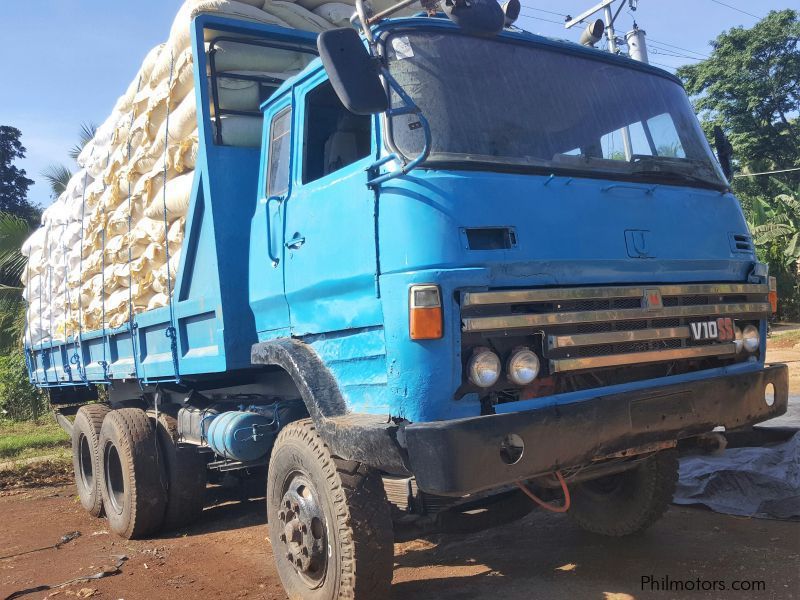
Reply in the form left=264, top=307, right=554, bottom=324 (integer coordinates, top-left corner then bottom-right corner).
left=403, top=365, right=789, bottom=496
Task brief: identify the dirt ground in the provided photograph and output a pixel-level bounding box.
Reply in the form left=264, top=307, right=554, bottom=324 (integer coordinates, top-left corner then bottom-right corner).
left=0, top=483, right=798, bottom=600
left=0, top=341, right=798, bottom=600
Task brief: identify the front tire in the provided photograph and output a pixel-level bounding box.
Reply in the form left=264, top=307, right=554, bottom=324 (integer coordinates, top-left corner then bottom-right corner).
left=567, top=450, right=678, bottom=536
left=98, top=408, right=167, bottom=539
left=267, top=420, right=394, bottom=600
left=71, top=404, right=111, bottom=517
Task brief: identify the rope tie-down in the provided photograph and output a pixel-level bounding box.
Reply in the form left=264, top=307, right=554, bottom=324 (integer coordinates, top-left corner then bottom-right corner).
left=161, top=51, right=181, bottom=384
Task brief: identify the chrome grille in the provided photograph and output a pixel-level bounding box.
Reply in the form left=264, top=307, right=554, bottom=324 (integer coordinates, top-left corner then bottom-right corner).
left=461, top=283, right=769, bottom=374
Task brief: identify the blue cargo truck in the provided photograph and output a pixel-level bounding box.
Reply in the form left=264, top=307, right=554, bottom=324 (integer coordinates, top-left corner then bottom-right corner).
left=28, top=0, right=788, bottom=597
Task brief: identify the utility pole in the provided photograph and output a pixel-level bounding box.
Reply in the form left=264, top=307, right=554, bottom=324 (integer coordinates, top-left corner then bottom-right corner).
left=566, top=0, right=644, bottom=160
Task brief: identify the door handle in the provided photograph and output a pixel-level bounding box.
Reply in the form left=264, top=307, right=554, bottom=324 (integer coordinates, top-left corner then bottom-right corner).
left=265, top=195, right=284, bottom=267
left=285, top=234, right=306, bottom=250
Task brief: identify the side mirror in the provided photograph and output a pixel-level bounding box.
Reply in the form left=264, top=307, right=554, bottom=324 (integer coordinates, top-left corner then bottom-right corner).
left=713, top=125, right=734, bottom=180
left=317, top=28, right=388, bottom=115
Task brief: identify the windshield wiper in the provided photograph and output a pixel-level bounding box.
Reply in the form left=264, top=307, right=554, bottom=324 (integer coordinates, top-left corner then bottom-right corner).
left=630, top=155, right=728, bottom=190
left=629, top=168, right=729, bottom=191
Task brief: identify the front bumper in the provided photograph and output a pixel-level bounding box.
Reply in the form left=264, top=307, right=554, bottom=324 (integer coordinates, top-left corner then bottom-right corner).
left=403, top=364, right=789, bottom=496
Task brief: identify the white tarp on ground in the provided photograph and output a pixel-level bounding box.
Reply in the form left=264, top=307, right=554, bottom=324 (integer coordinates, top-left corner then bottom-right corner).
left=674, top=432, right=800, bottom=520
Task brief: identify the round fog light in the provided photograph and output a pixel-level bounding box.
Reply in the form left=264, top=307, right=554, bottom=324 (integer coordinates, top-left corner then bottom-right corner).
left=507, top=348, right=540, bottom=385
left=468, top=348, right=501, bottom=388
left=742, top=325, right=760, bottom=353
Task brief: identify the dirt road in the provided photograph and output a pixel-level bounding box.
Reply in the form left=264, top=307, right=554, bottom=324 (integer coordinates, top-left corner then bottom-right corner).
left=1, top=342, right=798, bottom=600
left=1, top=481, right=798, bottom=600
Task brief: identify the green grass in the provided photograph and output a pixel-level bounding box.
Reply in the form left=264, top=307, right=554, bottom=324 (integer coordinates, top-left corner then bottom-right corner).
left=0, top=419, right=70, bottom=461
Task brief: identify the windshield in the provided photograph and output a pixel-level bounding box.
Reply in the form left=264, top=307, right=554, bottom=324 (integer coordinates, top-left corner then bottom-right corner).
left=384, top=30, right=727, bottom=189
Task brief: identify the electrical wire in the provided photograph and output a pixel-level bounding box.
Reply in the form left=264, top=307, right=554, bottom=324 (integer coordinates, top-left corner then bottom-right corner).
left=520, top=5, right=569, bottom=19
left=517, top=471, right=571, bottom=513
left=647, top=37, right=711, bottom=59
left=518, top=11, right=565, bottom=26
left=649, top=47, right=702, bottom=62
left=708, top=0, right=762, bottom=20
left=650, top=61, right=679, bottom=71
left=734, top=166, right=800, bottom=178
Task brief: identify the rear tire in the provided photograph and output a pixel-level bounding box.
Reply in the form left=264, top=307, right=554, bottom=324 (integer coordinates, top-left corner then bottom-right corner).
left=152, top=412, right=207, bottom=531
left=567, top=450, right=678, bottom=536
left=71, top=404, right=111, bottom=517
left=267, top=420, right=394, bottom=600
left=98, top=408, right=167, bottom=539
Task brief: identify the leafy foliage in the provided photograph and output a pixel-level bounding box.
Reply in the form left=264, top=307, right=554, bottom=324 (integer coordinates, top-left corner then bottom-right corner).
left=68, top=122, right=97, bottom=161
left=751, top=180, right=800, bottom=263
left=0, top=126, right=39, bottom=225
left=0, top=348, right=48, bottom=421
left=41, top=163, right=73, bottom=200
left=677, top=10, right=800, bottom=318
left=677, top=10, right=799, bottom=176
left=0, top=213, right=29, bottom=350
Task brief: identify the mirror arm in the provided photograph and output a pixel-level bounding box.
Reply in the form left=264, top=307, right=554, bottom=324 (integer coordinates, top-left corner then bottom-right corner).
left=367, top=68, right=432, bottom=187
left=354, top=0, right=377, bottom=46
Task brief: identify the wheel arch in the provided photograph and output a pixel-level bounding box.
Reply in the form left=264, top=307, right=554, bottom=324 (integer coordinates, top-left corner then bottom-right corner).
left=251, top=338, right=410, bottom=474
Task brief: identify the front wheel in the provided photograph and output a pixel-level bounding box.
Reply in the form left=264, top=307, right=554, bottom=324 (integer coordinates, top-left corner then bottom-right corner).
left=567, top=449, right=678, bottom=536
left=267, top=420, right=394, bottom=600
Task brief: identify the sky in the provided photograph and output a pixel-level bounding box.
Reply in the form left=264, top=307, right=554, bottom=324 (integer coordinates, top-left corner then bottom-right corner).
left=2, top=0, right=794, bottom=209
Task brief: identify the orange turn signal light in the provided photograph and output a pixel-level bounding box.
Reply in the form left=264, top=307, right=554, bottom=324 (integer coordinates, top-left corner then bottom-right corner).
left=409, top=285, right=443, bottom=340
left=768, top=276, right=778, bottom=314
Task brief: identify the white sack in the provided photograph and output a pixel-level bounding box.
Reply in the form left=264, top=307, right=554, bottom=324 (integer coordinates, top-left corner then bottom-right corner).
left=312, top=2, right=354, bottom=27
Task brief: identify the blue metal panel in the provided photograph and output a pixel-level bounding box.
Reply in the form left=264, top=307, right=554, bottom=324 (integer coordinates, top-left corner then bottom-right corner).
left=283, top=69, right=383, bottom=337
left=307, top=327, right=391, bottom=414
left=250, top=93, right=293, bottom=339
left=376, top=171, right=753, bottom=285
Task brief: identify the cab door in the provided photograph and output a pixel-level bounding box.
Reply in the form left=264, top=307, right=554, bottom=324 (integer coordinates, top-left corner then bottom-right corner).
left=249, top=98, right=293, bottom=339
left=282, top=75, right=382, bottom=336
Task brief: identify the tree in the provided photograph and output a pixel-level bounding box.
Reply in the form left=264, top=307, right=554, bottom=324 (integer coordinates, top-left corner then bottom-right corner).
left=677, top=10, right=800, bottom=318
left=677, top=10, right=799, bottom=179
left=0, top=126, right=39, bottom=224
left=751, top=180, right=800, bottom=266
left=69, top=122, right=97, bottom=161
left=41, top=164, right=73, bottom=200
left=0, top=213, right=30, bottom=350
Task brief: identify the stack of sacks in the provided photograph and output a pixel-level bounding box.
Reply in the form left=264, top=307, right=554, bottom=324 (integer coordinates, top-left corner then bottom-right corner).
left=21, top=0, right=415, bottom=345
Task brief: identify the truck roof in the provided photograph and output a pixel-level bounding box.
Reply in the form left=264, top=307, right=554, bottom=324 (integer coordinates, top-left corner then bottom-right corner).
left=260, top=14, right=682, bottom=112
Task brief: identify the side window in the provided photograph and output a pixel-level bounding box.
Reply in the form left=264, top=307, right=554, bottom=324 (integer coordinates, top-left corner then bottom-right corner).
left=302, top=81, right=371, bottom=184
left=267, top=107, right=292, bottom=197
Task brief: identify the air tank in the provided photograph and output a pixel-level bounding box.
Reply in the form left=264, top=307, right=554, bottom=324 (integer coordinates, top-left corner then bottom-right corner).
left=206, top=410, right=277, bottom=462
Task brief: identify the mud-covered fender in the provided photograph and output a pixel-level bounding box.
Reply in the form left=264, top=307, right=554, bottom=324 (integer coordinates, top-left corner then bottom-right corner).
left=251, top=339, right=410, bottom=474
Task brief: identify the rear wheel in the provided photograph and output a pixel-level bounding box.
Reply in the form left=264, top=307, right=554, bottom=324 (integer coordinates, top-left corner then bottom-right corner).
left=267, top=420, right=394, bottom=600
left=71, top=404, right=111, bottom=517
left=98, top=408, right=167, bottom=539
left=567, top=450, right=679, bottom=536
left=152, top=412, right=207, bottom=531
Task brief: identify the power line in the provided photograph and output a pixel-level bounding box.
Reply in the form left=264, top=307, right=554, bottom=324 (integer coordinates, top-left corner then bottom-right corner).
left=708, top=0, right=762, bottom=20
left=518, top=12, right=567, bottom=26
left=734, top=167, right=800, bottom=178
left=649, top=47, right=702, bottom=62
left=647, top=37, right=711, bottom=59
left=520, top=5, right=569, bottom=19
left=650, top=60, right=679, bottom=71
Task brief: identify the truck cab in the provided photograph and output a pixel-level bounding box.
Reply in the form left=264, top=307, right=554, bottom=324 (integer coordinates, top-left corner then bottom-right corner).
left=33, top=3, right=788, bottom=598
left=250, top=12, right=787, bottom=481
